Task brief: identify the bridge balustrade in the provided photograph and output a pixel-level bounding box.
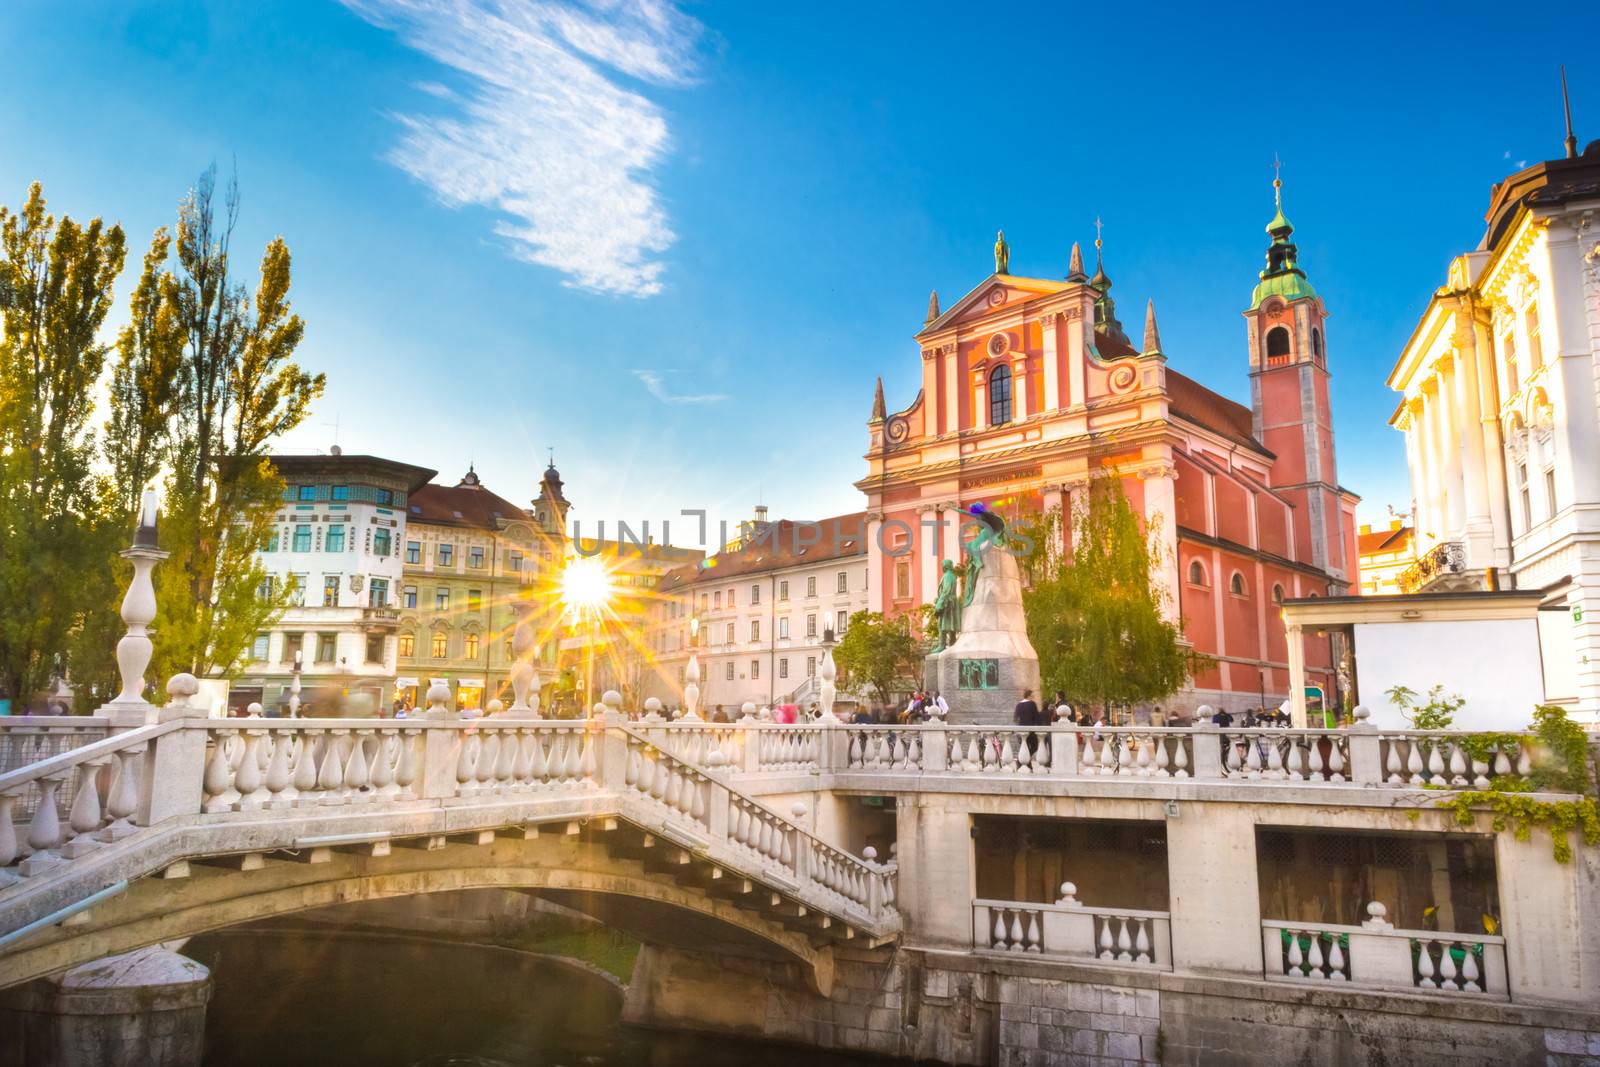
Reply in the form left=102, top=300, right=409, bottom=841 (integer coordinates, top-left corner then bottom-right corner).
left=1262, top=904, right=1509, bottom=999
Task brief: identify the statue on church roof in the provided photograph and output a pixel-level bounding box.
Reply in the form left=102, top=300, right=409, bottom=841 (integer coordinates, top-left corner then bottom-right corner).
left=994, top=230, right=1010, bottom=275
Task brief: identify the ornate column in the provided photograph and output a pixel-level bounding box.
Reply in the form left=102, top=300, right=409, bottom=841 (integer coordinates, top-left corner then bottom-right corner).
left=865, top=511, right=885, bottom=612
left=1438, top=359, right=1467, bottom=535
left=918, top=505, right=941, bottom=606
left=106, top=493, right=170, bottom=729
left=1040, top=313, right=1061, bottom=410
left=1285, top=624, right=1309, bottom=727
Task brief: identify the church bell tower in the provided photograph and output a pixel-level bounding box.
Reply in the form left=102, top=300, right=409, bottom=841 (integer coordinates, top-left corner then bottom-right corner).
left=1244, top=174, right=1349, bottom=587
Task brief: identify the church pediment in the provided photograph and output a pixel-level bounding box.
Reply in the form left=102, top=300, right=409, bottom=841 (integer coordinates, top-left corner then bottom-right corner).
left=918, top=274, right=1070, bottom=337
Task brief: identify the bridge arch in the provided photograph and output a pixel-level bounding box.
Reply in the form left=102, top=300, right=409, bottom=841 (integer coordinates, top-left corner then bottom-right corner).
left=0, top=835, right=840, bottom=996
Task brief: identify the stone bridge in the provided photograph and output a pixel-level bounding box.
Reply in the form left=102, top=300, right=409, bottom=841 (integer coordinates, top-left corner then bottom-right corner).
left=6, top=693, right=1600, bottom=1065
left=0, top=697, right=898, bottom=996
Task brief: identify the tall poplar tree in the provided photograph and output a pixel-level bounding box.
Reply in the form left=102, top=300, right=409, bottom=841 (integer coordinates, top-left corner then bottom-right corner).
left=0, top=183, right=126, bottom=706
left=1022, top=476, right=1197, bottom=711
left=101, top=167, right=323, bottom=683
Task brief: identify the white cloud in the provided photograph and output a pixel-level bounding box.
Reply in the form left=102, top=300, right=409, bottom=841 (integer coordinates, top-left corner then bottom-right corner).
left=344, top=0, right=701, bottom=296
left=632, top=369, right=727, bottom=405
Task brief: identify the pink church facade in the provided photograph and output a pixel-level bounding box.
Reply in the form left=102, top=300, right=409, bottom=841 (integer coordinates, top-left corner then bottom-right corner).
left=858, top=194, right=1359, bottom=715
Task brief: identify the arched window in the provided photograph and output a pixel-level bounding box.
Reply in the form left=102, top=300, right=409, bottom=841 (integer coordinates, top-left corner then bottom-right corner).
left=1311, top=328, right=1324, bottom=363
left=1229, top=572, right=1247, bottom=596
left=1265, top=326, right=1292, bottom=360
left=989, top=364, right=1013, bottom=426
left=1187, top=560, right=1207, bottom=586
left=1272, top=583, right=1285, bottom=604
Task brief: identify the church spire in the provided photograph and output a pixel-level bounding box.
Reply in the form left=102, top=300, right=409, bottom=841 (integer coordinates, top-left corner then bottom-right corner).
left=870, top=377, right=886, bottom=422
left=1067, top=242, right=1088, bottom=283
left=1250, top=161, right=1318, bottom=310
left=1563, top=65, right=1579, bottom=160
left=1089, top=218, right=1110, bottom=290
left=1142, top=299, right=1164, bottom=358
left=925, top=289, right=940, bottom=324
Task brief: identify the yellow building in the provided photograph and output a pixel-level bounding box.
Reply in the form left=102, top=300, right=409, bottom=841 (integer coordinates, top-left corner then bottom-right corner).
left=394, top=463, right=569, bottom=711
left=1356, top=520, right=1415, bottom=596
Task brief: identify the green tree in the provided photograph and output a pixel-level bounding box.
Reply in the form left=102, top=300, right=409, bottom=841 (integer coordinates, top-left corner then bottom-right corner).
left=100, top=167, right=323, bottom=683
left=832, top=609, right=926, bottom=709
left=0, top=183, right=126, bottom=707
left=1022, top=476, right=1197, bottom=711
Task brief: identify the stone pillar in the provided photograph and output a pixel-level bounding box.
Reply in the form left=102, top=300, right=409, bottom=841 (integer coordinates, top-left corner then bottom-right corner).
left=895, top=796, right=973, bottom=948
left=0, top=947, right=210, bottom=1067
left=1010, top=353, right=1029, bottom=420
left=865, top=515, right=884, bottom=613
left=1165, top=806, right=1264, bottom=977
left=1439, top=362, right=1467, bottom=535
left=1285, top=624, right=1308, bottom=727
left=1495, top=823, right=1600, bottom=1009
left=1040, top=313, right=1061, bottom=410
left=973, top=372, right=988, bottom=429
left=1452, top=345, right=1492, bottom=554
left=1141, top=466, right=1180, bottom=624
left=918, top=507, right=940, bottom=606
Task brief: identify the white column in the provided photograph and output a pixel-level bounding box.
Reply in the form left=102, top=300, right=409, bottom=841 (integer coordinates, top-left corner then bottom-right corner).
left=1286, top=624, right=1308, bottom=727
left=1440, top=363, right=1467, bottom=535
left=1142, top=468, right=1181, bottom=624
left=1011, top=355, right=1029, bottom=420
left=942, top=344, right=958, bottom=434
left=1418, top=383, right=1446, bottom=541
left=865, top=515, right=884, bottom=613
left=1067, top=304, right=1089, bottom=407
left=918, top=507, right=940, bottom=605
left=1040, top=314, right=1061, bottom=411
left=973, top=372, right=988, bottom=429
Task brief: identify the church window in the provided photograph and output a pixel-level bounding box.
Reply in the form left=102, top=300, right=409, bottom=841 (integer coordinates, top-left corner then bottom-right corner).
left=989, top=364, right=1013, bottom=426
left=1272, top=583, right=1285, bottom=604
left=1229, top=572, right=1247, bottom=596
left=1187, top=560, right=1207, bottom=586
left=1311, top=328, right=1324, bottom=363
left=894, top=559, right=911, bottom=599
left=1265, top=326, right=1292, bottom=361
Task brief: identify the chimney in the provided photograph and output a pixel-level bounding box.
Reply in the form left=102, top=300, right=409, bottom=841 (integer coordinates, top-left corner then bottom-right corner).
left=1359, top=523, right=1372, bottom=536
left=755, top=504, right=769, bottom=525
left=1389, top=518, right=1402, bottom=531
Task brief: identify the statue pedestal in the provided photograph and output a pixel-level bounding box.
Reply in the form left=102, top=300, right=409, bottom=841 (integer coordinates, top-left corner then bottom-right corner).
left=923, top=536, right=1040, bottom=725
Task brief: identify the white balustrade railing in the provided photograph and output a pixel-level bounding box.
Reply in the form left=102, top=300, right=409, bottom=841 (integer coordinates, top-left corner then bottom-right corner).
left=0, top=718, right=113, bottom=820
left=630, top=723, right=1563, bottom=798
left=846, top=727, right=923, bottom=771
left=756, top=726, right=822, bottom=772
left=1376, top=732, right=1534, bottom=789
left=1218, top=729, right=1350, bottom=782
left=1262, top=906, right=1507, bottom=997
left=0, top=722, right=166, bottom=879
left=973, top=896, right=1172, bottom=969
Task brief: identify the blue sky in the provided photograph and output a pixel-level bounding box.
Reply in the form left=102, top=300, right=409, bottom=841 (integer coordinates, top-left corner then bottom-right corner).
left=3, top=1, right=1596, bottom=550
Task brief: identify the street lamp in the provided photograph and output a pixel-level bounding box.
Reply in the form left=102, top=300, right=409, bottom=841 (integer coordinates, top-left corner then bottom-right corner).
left=683, top=615, right=702, bottom=721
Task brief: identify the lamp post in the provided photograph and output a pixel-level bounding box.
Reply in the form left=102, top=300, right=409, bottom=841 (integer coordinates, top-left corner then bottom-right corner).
left=683, top=615, right=702, bottom=721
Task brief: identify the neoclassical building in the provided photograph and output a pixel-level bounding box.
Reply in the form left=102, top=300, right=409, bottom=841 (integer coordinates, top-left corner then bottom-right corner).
left=859, top=187, right=1360, bottom=715
left=394, top=462, right=570, bottom=711
left=647, top=511, right=869, bottom=714
left=1388, top=128, right=1600, bottom=719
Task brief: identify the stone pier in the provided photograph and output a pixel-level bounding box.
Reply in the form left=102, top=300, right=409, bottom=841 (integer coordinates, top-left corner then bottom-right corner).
left=0, top=946, right=210, bottom=1067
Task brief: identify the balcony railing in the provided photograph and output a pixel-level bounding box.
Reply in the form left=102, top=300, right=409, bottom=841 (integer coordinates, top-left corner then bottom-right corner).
left=1398, top=540, right=1466, bottom=594
left=1263, top=904, right=1507, bottom=998
left=973, top=893, right=1172, bottom=969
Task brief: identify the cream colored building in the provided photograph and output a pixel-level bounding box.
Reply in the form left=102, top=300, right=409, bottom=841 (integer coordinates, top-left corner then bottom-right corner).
left=645, top=511, right=870, bottom=715
left=1355, top=520, right=1414, bottom=596
left=1388, top=132, right=1600, bottom=719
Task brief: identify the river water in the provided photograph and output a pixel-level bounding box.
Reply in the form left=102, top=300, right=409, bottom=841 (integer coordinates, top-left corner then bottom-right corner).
left=186, top=930, right=883, bottom=1067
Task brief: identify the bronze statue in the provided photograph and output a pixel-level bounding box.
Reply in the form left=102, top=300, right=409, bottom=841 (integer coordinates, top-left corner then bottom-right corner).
left=994, top=229, right=1009, bottom=275
left=932, top=559, right=961, bottom=652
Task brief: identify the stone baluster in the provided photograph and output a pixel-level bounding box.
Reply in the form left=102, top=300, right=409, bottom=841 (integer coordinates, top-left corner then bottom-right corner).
left=106, top=493, right=170, bottom=725
left=321, top=728, right=350, bottom=802
left=60, top=758, right=111, bottom=858
left=234, top=729, right=267, bottom=809
left=370, top=730, right=397, bottom=797
left=102, top=744, right=145, bottom=837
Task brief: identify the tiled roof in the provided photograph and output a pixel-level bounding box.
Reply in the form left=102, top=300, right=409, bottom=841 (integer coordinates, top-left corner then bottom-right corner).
left=1358, top=524, right=1413, bottom=555
left=408, top=481, right=528, bottom=530
left=658, top=512, right=867, bottom=591
left=1165, top=369, right=1266, bottom=454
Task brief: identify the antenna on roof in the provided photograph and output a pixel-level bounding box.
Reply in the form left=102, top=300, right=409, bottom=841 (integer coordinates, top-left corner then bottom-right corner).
left=1562, top=65, right=1578, bottom=160
left=322, top=412, right=341, bottom=453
